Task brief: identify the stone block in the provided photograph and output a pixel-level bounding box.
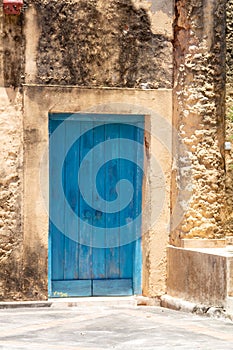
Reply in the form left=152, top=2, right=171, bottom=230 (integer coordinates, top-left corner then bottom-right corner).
left=167, top=246, right=228, bottom=307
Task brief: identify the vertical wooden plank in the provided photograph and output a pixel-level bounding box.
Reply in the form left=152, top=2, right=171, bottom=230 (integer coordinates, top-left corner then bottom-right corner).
left=48, top=119, right=54, bottom=296
left=64, top=120, right=80, bottom=280
left=49, top=118, right=65, bottom=282
left=133, top=120, right=144, bottom=294
left=119, top=123, right=134, bottom=279
left=92, top=123, right=106, bottom=279
left=78, top=121, right=93, bottom=280
left=105, top=123, right=120, bottom=279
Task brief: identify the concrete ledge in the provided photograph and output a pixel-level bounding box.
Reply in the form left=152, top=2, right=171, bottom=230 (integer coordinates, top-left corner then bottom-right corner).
left=135, top=296, right=161, bottom=306
left=167, top=246, right=229, bottom=306
left=161, top=295, right=233, bottom=321
left=161, top=294, right=197, bottom=313
left=180, top=239, right=226, bottom=248
left=226, top=297, right=233, bottom=314
left=0, top=301, right=52, bottom=309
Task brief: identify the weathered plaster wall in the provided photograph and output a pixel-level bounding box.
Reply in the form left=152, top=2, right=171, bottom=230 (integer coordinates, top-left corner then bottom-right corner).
left=0, top=87, right=24, bottom=301
left=0, top=0, right=229, bottom=301
left=0, top=0, right=173, bottom=300
left=24, top=0, right=173, bottom=88
left=171, top=0, right=227, bottom=245
left=2, top=15, right=25, bottom=88
left=225, top=0, right=233, bottom=237
left=0, top=11, right=24, bottom=300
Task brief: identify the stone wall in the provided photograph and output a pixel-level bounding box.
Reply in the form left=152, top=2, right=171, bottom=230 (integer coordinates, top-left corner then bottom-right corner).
left=26, top=0, right=173, bottom=88
left=0, top=12, right=24, bottom=300
left=225, top=0, right=233, bottom=236
left=171, top=0, right=227, bottom=245
left=0, top=87, right=24, bottom=301
left=0, top=0, right=230, bottom=301
left=0, top=0, right=173, bottom=300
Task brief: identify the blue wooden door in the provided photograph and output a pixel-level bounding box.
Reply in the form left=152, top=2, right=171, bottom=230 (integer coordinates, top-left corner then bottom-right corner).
left=49, top=114, right=144, bottom=297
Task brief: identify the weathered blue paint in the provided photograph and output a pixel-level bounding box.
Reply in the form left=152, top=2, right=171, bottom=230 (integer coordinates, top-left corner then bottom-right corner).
left=133, top=124, right=144, bottom=294
left=93, top=279, right=132, bottom=296
left=92, top=123, right=106, bottom=279
left=52, top=280, right=92, bottom=297
left=64, top=121, right=80, bottom=280
left=78, top=122, right=93, bottom=280
left=49, top=114, right=144, bottom=297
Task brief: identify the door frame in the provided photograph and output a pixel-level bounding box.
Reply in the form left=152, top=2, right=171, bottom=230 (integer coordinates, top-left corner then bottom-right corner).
left=48, top=113, right=144, bottom=297
left=23, top=86, right=172, bottom=299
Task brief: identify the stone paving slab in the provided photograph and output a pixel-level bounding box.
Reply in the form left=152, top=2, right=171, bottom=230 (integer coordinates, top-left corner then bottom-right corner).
left=0, top=306, right=233, bottom=349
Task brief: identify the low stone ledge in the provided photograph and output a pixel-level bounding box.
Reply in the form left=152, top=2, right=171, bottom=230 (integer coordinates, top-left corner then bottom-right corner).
left=161, top=295, right=233, bottom=321
left=167, top=246, right=231, bottom=307
left=180, top=239, right=226, bottom=249
left=0, top=301, right=52, bottom=309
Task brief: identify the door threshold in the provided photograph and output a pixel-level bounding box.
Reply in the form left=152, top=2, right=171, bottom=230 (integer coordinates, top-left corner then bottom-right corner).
left=48, top=296, right=137, bottom=308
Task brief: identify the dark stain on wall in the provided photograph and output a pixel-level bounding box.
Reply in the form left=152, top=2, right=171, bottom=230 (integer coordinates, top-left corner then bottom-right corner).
left=22, top=245, right=48, bottom=300
left=33, top=0, right=172, bottom=88
left=2, top=0, right=173, bottom=88
left=2, top=15, right=25, bottom=88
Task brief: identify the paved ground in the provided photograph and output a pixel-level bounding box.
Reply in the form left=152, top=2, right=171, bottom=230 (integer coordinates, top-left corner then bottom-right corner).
left=0, top=305, right=233, bottom=349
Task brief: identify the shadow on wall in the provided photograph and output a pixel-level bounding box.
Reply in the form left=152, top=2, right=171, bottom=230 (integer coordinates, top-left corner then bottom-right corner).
left=33, top=0, right=172, bottom=88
